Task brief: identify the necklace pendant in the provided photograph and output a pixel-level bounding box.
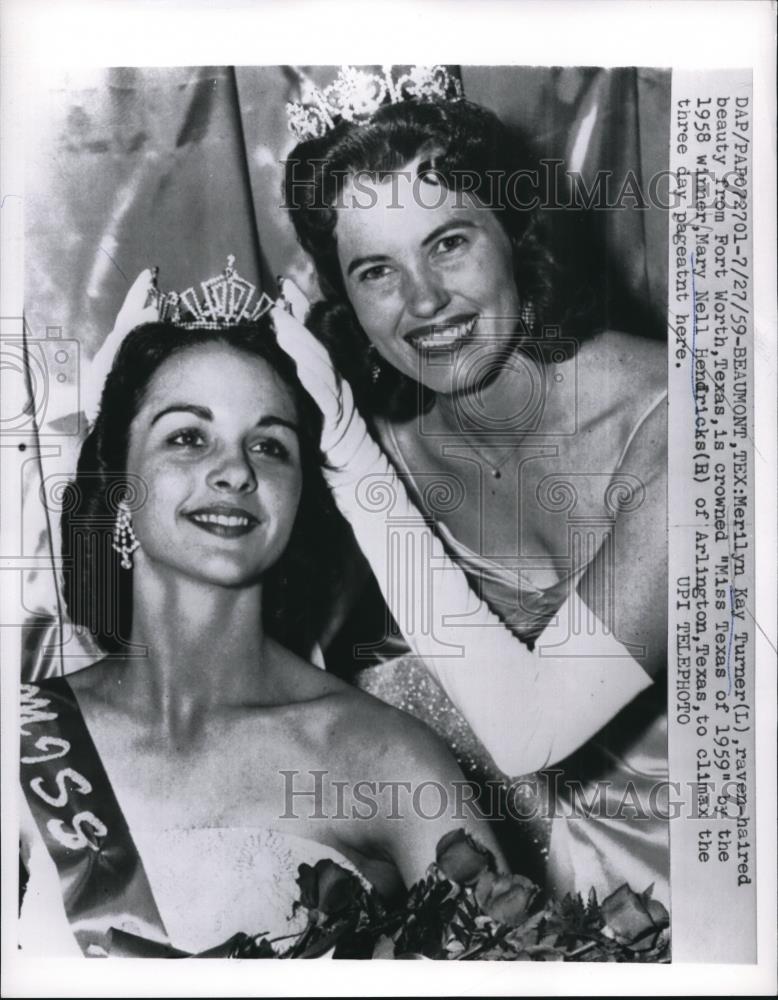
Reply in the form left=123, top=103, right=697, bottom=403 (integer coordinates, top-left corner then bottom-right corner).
left=491, top=468, right=501, bottom=479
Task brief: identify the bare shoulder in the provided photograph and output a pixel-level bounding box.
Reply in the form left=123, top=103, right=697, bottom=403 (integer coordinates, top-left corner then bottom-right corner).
left=598, top=333, right=667, bottom=465
left=569, top=331, right=666, bottom=449
left=321, top=680, right=459, bottom=777
left=579, top=330, right=666, bottom=400
left=266, top=640, right=353, bottom=701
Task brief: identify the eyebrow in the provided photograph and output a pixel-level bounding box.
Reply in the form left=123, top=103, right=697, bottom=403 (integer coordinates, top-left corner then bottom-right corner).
left=256, top=416, right=299, bottom=435
left=150, top=404, right=299, bottom=434
left=346, top=219, right=478, bottom=276
left=151, top=404, right=212, bottom=425
left=421, top=219, right=478, bottom=248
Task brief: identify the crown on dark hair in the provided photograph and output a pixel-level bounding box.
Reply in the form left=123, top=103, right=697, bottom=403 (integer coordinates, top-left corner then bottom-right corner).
left=153, top=256, right=274, bottom=329
left=286, top=65, right=463, bottom=142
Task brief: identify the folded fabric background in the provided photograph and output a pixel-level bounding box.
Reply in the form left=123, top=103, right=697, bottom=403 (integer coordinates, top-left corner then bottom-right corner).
left=19, top=64, right=669, bottom=678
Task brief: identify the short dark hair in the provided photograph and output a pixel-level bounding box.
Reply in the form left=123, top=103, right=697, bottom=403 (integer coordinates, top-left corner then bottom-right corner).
left=284, top=98, right=555, bottom=420
left=61, top=319, right=348, bottom=658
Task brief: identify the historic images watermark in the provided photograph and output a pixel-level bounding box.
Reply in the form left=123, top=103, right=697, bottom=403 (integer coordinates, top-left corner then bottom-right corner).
left=282, top=160, right=749, bottom=213
left=279, top=769, right=752, bottom=833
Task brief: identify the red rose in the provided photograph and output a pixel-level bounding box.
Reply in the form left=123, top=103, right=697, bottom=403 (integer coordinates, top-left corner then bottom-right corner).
left=600, top=884, right=669, bottom=949
left=474, top=871, right=539, bottom=927
left=435, top=828, right=496, bottom=884
left=296, top=859, right=360, bottom=923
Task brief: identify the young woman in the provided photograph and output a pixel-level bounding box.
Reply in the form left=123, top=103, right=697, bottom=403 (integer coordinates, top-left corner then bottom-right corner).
left=277, top=73, right=669, bottom=905
left=19, top=270, right=505, bottom=956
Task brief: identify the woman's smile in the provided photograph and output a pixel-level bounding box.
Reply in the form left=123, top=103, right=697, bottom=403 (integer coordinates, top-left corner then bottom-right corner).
left=404, top=313, right=479, bottom=353
left=126, top=344, right=303, bottom=587
left=335, top=158, right=522, bottom=395
left=184, top=503, right=261, bottom=539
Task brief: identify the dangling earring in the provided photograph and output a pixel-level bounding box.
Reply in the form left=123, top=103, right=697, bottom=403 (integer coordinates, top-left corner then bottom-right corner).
left=112, top=500, right=139, bottom=570
left=520, top=301, right=536, bottom=334
left=367, top=345, right=382, bottom=384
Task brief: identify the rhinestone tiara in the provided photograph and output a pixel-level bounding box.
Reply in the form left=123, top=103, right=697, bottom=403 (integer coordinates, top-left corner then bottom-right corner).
left=151, top=256, right=274, bottom=329
left=286, top=64, right=464, bottom=142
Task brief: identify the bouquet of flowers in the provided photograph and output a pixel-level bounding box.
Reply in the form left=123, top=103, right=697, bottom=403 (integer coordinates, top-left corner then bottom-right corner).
left=228, top=829, right=670, bottom=962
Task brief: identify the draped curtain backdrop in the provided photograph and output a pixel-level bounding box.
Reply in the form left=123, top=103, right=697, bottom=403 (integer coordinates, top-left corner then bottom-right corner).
left=20, top=65, right=669, bottom=676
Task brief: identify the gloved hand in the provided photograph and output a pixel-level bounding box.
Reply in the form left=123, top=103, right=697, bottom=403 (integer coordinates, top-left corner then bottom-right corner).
left=82, top=269, right=161, bottom=425
left=270, top=278, right=382, bottom=483
left=270, top=277, right=653, bottom=777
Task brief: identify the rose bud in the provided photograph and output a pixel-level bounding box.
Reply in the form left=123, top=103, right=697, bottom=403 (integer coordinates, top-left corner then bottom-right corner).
left=296, top=859, right=358, bottom=921
left=474, top=871, right=539, bottom=927
left=600, top=884, right=668, bottom=948
left=436, top=828, right=496, bottom=884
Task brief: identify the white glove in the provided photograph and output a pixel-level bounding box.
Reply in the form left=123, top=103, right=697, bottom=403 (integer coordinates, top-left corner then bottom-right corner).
left=271, top=281, right=652, bottom=777
left=82, top=269, right=161, bottom=426
left=271, top=281, right=381, bottom=482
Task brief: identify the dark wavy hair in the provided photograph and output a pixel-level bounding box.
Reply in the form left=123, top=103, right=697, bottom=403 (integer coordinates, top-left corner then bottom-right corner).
left=284, top=98, right=556, bottom=420
left=61, top=319, right=348, bottom=658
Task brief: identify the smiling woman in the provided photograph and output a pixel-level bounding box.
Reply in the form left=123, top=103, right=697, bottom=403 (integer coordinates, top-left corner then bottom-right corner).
left=286, top=95, right=552, bottom=420
left=19, top=270, right=506, bottom=956
left=335, top=161, right=521, bottom=397
left=62, top=320, right=336, bottom=656
left=280, top=72, right=669, bottom=910
left=125, top=345, right=303, bottom=588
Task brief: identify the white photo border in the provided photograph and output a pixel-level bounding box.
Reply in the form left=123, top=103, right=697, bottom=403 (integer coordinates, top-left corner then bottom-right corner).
left=1, top=1, right=775, bottom=996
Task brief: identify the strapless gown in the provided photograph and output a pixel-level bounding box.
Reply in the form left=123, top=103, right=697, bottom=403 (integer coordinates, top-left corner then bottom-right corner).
left=361, top=391, right=670, bottom=908
left=19, top=818, right=370, bottom=956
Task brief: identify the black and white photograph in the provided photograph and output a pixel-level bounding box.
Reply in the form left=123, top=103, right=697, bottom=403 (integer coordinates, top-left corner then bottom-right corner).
left=2, top=2, right=775, bottom=996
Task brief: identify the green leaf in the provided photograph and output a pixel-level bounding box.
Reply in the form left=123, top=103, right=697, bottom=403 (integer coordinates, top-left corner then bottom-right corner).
left=450, top=921, right=469, bottom=944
